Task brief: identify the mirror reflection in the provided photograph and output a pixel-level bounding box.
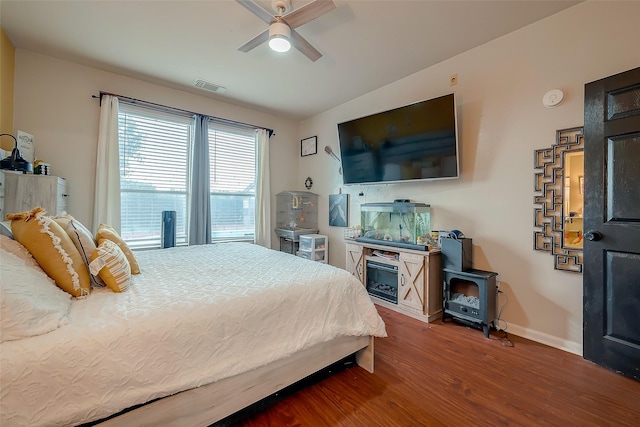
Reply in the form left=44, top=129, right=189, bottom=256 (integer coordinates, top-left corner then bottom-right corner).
left=563, top=151, right=584, bottom=248
left=534, top=126, right=584, bottom=273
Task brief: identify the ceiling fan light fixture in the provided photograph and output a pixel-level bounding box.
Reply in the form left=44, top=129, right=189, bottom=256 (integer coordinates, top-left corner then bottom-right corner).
left=268, top=21, right=291, bottom=53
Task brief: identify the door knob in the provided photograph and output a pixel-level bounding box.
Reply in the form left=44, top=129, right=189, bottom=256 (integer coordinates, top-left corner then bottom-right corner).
left=584, top=231, right=603, bottom=241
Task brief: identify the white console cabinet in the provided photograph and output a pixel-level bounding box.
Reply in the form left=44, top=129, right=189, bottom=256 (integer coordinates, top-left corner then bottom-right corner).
left=345, top=240, right=442, bottom=323
left=346, top=242, right=365, bottom=284
left=1, top=173, right=68, bottom=217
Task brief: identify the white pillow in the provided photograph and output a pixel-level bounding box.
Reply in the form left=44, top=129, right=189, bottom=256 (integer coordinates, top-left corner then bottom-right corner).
left=0, top=234, right=40, bottom=270
left=0, top=247, right=72, bottom=342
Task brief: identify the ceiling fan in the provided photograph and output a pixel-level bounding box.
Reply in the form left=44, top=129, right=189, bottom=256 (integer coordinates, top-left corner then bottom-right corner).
left=236, top=0, right=336, bottom=62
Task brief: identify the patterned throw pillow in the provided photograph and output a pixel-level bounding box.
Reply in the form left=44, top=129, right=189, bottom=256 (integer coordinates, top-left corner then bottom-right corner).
left=90, top=239, right=131, bottom=292
left=95, top=224, right=140, bottom=274
left=53, top=214, right=105, bottom=288
left=8, top=207, right=91, bottom=297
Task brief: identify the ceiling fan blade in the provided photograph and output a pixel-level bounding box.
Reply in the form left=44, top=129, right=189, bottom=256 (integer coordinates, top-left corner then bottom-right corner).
left=290, top=29, right=322, bottom=62
left=284, top=0, right=336, bottom=29
left=236, top=0, right=274, bottom=24
left=238, top=29, right=269, bottom=52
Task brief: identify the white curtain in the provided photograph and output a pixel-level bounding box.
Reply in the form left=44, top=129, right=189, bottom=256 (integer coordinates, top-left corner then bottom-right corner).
left=254, top=129, right=271, bottom=248
left=93, top=95, right=121, bottom=232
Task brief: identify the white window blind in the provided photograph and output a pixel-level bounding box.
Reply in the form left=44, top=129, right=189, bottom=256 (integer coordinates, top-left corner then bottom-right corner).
left=118, top=103, right=192, bottom=248
left=117, top=101, right=259, bottom=248
left=208, top=124, right=256, bottom=242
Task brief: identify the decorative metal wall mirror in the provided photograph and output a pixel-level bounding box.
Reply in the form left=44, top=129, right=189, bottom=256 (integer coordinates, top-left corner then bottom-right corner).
left=534, top=127, right=584, bottom=273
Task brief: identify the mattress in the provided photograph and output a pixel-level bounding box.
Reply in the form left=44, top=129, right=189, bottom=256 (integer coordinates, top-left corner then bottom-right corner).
left=0, top=243, right=386, bottom=426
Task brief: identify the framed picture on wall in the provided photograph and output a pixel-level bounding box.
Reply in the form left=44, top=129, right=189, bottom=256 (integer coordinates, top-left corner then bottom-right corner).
left=579, top=175, right=584, bottom=195
left=329, top=194, right=348, bottom=227
left=301, top=136, right=317, bottom=157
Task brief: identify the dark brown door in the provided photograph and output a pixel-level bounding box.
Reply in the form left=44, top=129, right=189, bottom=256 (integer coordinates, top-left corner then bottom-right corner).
left=583, top=67, right=640, bottom=380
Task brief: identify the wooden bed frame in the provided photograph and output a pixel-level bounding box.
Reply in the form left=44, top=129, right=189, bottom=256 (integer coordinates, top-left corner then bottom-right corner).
left=95, top=335, right=374, bottom=426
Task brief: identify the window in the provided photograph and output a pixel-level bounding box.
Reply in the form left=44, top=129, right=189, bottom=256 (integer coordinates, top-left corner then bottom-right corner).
left=209, top=126, right=256, bottom=242
left=118, top=104, right=192, bottom=248
left=117, top=102, right=257, bottom=248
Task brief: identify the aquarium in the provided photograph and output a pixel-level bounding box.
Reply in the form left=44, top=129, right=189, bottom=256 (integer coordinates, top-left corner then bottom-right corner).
left=356, top=202, right=432, bottom=251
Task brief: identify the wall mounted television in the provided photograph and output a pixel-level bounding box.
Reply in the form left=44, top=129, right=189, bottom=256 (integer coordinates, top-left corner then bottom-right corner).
left=337, top=93, right=459, bottom=185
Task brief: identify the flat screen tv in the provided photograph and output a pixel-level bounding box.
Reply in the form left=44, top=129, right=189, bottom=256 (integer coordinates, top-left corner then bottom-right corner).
left=337, top=93, right=459, bottom=185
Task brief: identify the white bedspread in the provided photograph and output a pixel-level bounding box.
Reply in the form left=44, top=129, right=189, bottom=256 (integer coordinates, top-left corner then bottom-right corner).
left=0, top=243, right=386, bottom=426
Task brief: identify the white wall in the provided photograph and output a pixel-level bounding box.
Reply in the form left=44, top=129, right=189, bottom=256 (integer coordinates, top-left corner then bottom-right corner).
left=297, top=1, right=640, bottom=354
left=12, top=51, right=300, bottom=247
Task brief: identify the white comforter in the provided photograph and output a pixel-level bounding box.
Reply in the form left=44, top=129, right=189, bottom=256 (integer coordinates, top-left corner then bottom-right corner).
left=0, top=243, right=386, bottom=426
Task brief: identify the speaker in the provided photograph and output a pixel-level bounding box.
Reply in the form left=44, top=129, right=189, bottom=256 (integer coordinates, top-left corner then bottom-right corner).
left=161, top=211, right=176, bottom=249
left=441, top=237, right=472, bottom=271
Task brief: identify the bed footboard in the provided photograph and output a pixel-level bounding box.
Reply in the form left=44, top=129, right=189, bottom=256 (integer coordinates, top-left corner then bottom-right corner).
left=356, top=335, right=375, bottom=373
left=95, top=335, right=373, bottom=427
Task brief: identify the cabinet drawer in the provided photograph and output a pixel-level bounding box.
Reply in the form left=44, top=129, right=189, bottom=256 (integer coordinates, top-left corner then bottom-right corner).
left=57, top=179, right=68, bottom=211
left=299, top=234, right=327, bottom=251
left=4, top=174, right=68, bottom=215
left=298, top=249, right=326, bottom=262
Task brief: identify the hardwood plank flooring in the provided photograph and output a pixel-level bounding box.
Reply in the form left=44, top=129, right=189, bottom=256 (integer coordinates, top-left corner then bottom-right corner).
left=237, top=305, right=640, bottom=426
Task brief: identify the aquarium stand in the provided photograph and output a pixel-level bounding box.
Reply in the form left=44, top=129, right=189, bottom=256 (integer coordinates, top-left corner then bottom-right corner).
left=345, top=240, right=442, bottom=323
left=355, top=237, right=429, bottom=251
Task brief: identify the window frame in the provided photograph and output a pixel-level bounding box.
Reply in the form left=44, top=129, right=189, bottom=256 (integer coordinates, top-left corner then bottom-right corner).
left=117, top=102, right=258, bottom=248
left=208, top=124, right=257, bottom=243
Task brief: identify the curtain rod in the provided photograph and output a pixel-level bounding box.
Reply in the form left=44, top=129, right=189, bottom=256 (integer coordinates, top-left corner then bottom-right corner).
left=92, top=91, right=274, bottom=137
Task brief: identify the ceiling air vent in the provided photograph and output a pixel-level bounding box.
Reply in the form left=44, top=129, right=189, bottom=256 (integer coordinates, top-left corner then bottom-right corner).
left=193, top=79, right=226, bottom=94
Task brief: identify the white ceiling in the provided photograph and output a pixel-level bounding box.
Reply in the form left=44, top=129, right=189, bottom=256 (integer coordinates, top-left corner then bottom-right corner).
left=1, top=0, right=580, bottom=120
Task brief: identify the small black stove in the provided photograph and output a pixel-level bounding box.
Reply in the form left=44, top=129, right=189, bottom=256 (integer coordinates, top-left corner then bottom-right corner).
left=442, top=268, right=498, bottom=338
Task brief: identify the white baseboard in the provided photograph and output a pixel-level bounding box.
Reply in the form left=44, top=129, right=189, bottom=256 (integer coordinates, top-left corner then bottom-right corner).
left=504, top=324, right=582, bottom=356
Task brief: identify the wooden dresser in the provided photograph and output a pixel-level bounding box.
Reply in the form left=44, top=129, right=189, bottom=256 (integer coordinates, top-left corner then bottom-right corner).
left=1, top=172, right=68, bottom=217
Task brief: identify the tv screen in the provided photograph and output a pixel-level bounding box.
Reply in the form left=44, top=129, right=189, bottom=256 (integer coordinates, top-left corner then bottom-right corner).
left=337, top=93, right=459, bottom=185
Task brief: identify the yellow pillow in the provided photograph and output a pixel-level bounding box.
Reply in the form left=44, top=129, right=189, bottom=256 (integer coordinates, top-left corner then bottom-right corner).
left=8, top=207, right=91, bottom=297
left=95, top=224, right=140, bottom=274
left=89, top=239, right=131, bottom=293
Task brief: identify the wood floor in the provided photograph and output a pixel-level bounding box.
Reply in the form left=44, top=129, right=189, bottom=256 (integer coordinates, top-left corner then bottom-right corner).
left=237, top=305, right=640, bottom=426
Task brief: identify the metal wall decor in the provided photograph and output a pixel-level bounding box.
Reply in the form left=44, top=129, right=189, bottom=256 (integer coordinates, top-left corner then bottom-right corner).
left=533, top=127, right=584, bottom=273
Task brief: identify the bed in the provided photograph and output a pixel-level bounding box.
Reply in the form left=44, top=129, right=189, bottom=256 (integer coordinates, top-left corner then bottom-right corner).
left=0, top=227, right=386, bottom=426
